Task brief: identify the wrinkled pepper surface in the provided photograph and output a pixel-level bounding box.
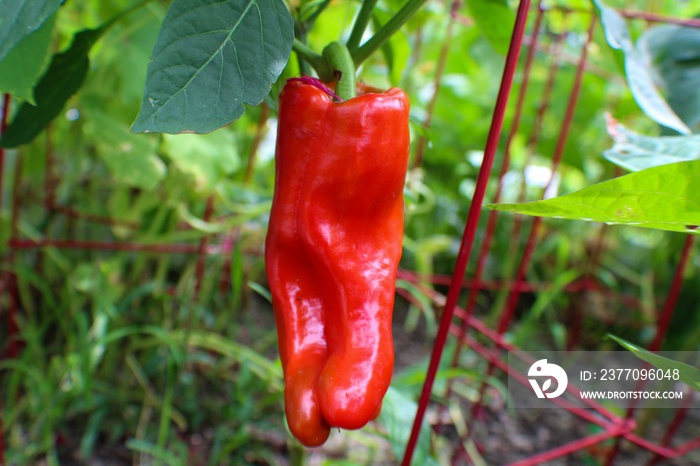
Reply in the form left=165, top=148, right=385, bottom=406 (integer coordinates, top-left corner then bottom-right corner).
left=265, top=78, right=410, bottom=447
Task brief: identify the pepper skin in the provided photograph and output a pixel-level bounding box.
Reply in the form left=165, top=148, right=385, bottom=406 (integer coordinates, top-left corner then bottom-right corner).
left=265, top=78, right=410, bottom=446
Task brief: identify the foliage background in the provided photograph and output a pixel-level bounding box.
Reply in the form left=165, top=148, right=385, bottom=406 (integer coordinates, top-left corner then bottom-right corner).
left=1, top=0, right=700, bottom=464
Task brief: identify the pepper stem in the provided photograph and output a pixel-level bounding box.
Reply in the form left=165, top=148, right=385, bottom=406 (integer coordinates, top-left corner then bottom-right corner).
left=293, top=39, right=330, bottom=78
left=322, top=41, right=356, bottom=100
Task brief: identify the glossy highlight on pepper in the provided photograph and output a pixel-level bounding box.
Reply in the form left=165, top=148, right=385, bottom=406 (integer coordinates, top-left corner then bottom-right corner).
left=265, top=78, right=410, bottom=446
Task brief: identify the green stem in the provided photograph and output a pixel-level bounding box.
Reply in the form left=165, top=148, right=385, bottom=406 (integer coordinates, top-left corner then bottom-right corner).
left=294, top=30, right=313, bottom=76
left=292, top=39, right=329, bottom=77
left=303, top=0, right=332, bottom=27
left=352, top=0, right=426, bottom=66
left=347, top=0, right=379, bottom=52
left=297, top=52, right=312, bottom=76
left=322, top=42, right=356, bottom=100
left=157, top=355, right=175, bottom=461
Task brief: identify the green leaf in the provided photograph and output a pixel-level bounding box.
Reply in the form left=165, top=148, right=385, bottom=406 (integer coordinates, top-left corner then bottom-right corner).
left=379, top=387, right=439, bottom=466
left=0, top=12, right=55, bottom=104
left=526, top=269, right=580, bottom=322
left=79, top=406, right=109, bottom=459
left=466, top=0, right=515, bottom=56
left=131, top=0, right=294, bottom=134
left=0, top=27, right=105, bottom=148
left=176, top=203, right=227, bottom=233
left=608, top=335, right=700, bottom=392
left=176, top=329, right=283, bottom=390
left=162, top=130, right=240, bottom=192
left=488, top=159, right=700, bottom=234
left=638, top=24, right=700, bottom=133
left=604, top=115, right=700, bottom=171
left=593, top=0, right=690, bottom=135
left=88, top=111, right=165, bottom=190
left=0, top=0, right=62, bottom=63
left=126, top=439, right=186, bottom=466
left=248, top=281, right=272, bottom=303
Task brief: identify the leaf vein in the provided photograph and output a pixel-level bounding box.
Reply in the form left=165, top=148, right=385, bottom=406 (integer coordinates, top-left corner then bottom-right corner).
left=147, top=0, right=256, bottom=120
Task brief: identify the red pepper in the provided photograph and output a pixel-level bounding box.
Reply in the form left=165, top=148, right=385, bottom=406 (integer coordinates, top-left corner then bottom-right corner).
left=265, top=78, right=410, bottom=446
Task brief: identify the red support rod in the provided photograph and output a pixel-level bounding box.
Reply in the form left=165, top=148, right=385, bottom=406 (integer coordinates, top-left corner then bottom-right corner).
left=193, top=195, right=216, bottom=301
left=6, top=109, right=22, bottom=361
left=619, top=8, right=700, bottom=27
left=9, top=238, right=225, bottom=255
left=400, top=1, right=532, bottom=463
left=496, top=12, right=596, bottom=337
left=412, top=0, right=460, bottom=169
left=621, top=431, right=680, bottom=459
left=649, top=235, right=695, bottom=352
left=218, top=229, right=238, bottom=294
left=466, top=12, right=596, bottom=428
left=674, top=436, right=700, bottom=457
left=397, top=268, right=631, bottom=299
left=507, top=425, right=633, bottom=466
left=0, top=91, right=9, bottom=466
left=647, top=390, right=695, bottom=466
left=605, top=234, right=696, bottom=465
left=446, top=0, right=547, bottom=371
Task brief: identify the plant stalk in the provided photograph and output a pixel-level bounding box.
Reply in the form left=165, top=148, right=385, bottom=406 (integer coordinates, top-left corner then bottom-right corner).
left=353, top=0, right=426, bottom=66
left=292, top=39, right=330, bottom=78
left=347, top=0, right=379, bottom=51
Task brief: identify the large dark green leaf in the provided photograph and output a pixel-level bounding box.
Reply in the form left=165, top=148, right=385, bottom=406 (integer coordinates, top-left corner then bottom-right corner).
left=639, top=24, right=700, bottom=133
left=0, top=0, right=62, bottom=62
left=488, top=160, right=700, bottom=234
left=131, top=0, right=294, bottom=134
left=594, top=0, right=690, bottom=135
left=604, top=115, right=700, bottom=171
left=0, top=13, right=55, bottom=104
left=0, top=27, right=104, bottom=148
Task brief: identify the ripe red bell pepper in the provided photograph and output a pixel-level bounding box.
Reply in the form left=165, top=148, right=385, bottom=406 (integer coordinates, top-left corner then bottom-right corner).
left=265, top=78, right=410, bottom=446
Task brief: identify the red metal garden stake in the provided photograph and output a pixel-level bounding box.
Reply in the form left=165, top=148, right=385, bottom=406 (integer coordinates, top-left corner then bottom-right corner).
left=604, top=234, right=696, bottom=466
left=446, top=0, right=547, bottom=388
left=456, top=3, right=553, bottom=432
left=0, top=93, right=11, bottom=358
left=400, top=1, right=531, bottom=463
left=509, top=423, right=634, bottom=466
left=498, top=11, right=596, bottom=336
left=9, top=238, right=222, bottom=254
left=193, top=195, right=216, bottom=302
left=648, top=235, right=694, bottom=353
left=503, top=25, right=566, bottom=262
left=647, top=390, right=695, bottom=466
left=413, top=0, right=460, bottom=170
left=6, top=151, right=22, bottom=361
left=0, top=91, right=9, bottom=466
left=467, top=7, right=597, bottom=438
